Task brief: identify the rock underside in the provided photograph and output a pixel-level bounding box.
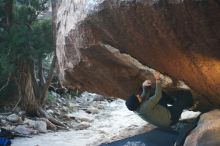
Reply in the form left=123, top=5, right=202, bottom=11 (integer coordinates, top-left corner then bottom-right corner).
left=54, top=0, right=220, bottom=110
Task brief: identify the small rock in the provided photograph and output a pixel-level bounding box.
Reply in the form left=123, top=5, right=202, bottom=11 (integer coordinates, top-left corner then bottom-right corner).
left=60, top=97, right=66, bottom=101
left=66, top=110, right=93, bottom=122
left=97, top=103, right=106, bottom=109
left=13, top=125, right=36, bottom=135
left=24, top=118, right=36, bottom=128
left=68, top=103, right=79, bottom=109
left=86, top=107, right=99, bottom=114
left=2, top=125, right=15, bottom=130
left=24, top=119, right=47, bottom=133
left=7, top=114, right=20, bottom=122
left=74, top=122, right=90, bottom=130
left=57, top=98, right=66, bottom=104
left=93, top=95, right=105, bottom=101
left=62, top=102, right=68, bottom=106
left=18, top=111, right=26, bottom=116
left=62, top=106, right=68, bottom=112
left=34, top=121, right=47, bottom=133
left=55, top=102, right=60, bottom=107
left=40, top=118, right=57, bottom=130
left=63, top=114, right=71, bottom=119
left=54, top=111, right=61, bottom=116
left=46, top=109, right=54, bottom=114
left=1, top=119, right=7, bottom=124
left=57, top=98, right=63, bottom=103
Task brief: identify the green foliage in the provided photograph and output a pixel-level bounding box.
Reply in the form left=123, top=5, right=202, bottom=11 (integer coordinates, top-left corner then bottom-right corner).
left=0, top=81, right=17, bottom=99
left=0, top=0, right=54, bottom=105
left=32, top=20, right=53, bottom=57
left=0, top=0, right=52, bottom=78
left=47, top=91, right=59, bottom=103
left=70, top=90, right=82, bottom=98
left=0, top=55, right=15, bottom=77
left=64, top=90, right=82, bottom=100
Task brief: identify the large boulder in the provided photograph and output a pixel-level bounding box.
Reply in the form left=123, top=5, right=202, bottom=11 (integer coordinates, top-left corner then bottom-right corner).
left=184, top=109, right=220, bottom=146
left=53, top=0, right=220, bottom=107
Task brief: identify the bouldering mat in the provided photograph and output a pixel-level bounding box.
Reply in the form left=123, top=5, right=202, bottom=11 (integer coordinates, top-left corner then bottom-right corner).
left=100, top=128, right=179, bottom=146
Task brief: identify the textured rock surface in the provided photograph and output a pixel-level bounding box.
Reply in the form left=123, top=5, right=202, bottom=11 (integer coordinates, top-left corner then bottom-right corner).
left=7, top=114, right=20, bottom=123
left=184, top=110, right=220, bottom=146
left=54, top=0, right=220, bottom=106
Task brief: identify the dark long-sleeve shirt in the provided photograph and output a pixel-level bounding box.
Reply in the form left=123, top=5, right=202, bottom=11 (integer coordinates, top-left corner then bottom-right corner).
left=136, top=82, right=172, bottom=127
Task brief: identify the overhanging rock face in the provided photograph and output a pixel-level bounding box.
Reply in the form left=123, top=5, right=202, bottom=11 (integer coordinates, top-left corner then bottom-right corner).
left=54, top=0, right=220, bottom=106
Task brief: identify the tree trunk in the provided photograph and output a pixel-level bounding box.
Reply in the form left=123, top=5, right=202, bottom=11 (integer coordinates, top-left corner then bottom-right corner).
left=39, top=56, right=56, bottom=105
left=16, top=59, right=39, bottom=116
left=12, top=0, right=57, bottom=116
left=38, top=55, right=45, bottom=87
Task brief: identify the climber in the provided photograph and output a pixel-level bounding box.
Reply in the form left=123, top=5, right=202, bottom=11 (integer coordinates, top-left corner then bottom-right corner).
left=125, top=72, right=194, bottom=128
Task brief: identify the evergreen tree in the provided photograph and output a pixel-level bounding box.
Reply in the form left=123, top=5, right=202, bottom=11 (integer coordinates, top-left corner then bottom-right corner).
left=0, top=0, right=56, bottom=115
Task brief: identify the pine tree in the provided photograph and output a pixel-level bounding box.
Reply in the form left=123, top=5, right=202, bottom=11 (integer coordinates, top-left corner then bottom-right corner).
left=0, top=0, right=56, bottom=116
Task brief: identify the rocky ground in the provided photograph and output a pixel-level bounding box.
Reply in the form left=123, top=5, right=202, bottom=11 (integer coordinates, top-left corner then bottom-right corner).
left=0, top=92, right=200, bottom=146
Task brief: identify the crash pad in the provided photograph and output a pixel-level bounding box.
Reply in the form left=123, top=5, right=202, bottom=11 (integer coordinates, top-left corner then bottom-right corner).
left=100, top=128, right=178, bottom=146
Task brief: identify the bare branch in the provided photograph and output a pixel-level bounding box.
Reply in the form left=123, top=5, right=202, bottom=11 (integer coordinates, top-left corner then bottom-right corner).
left=0, top=76, right=10, bottom=93
left=40, top=55, right=57, bottom=103
left=30, top=60, right=40, bottom=97
left=12, top=96, right=21, bottom=112
left=38, top=56, right=46, bottom=87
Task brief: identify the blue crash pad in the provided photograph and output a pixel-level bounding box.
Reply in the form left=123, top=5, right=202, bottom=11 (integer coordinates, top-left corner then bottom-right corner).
left=100, top=128, right=178, bottom=146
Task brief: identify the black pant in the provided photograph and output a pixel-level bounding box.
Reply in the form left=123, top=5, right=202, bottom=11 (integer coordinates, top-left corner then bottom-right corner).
left=159, top=90, right=193, bottom=125
left=158, top=91, right=174, bottom=107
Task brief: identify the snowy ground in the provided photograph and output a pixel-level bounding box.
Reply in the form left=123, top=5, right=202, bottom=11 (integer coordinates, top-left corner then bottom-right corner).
left=11, top=93, right=200, bottom=146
